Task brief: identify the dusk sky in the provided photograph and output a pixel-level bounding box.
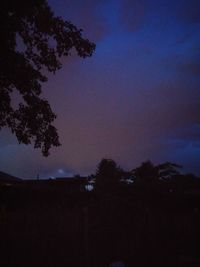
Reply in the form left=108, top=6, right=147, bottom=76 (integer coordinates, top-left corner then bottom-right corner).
left=0, top=0, right=200, bottom=179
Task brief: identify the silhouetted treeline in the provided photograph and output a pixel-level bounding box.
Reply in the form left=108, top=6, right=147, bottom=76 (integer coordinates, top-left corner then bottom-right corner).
left=0, top=159, right=200, bottom=267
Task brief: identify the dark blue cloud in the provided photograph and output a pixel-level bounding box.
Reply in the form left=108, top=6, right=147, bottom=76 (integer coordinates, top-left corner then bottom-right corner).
left=0, top=0, right=200, bottom=178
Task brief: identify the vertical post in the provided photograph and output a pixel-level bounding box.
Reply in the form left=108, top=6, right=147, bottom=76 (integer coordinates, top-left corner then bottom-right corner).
left=83, top=206, right=89, bottom=267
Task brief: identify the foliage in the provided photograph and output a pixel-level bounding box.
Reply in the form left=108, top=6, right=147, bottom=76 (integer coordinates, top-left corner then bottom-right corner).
left=157, top=162, right=182, bottom=179
left=132, top=161, right=158, bottom=186
left=94, top=159, right=124, bottom=192
left=0, top=0, right=95, bottom=155
left=132, top=160, right=181, bottom=187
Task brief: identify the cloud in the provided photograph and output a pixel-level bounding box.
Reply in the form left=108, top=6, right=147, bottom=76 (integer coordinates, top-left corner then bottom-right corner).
left=120, top=0, right=149, bottom=31
left=174, top=0, right=200, bottom=24
left=163, top=137, right=200, bottom=175
left=119, top=0, right=200, bottom=34
left=1, top=0, right=200, bottom=178
left=180, top=62, right=200, bottom=76
left=0, top=129, right=17, bottom=148
left=171, top=124, right=200, bottom=144
left=49, top=0, right=109, bottom=42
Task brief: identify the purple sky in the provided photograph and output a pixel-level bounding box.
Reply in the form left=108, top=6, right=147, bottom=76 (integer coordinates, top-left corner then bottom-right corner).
left=0, top=0, right=200, bottom=178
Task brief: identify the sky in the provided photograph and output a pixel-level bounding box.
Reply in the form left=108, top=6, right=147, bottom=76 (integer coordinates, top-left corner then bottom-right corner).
left=0, top=0, right=200, bottom=178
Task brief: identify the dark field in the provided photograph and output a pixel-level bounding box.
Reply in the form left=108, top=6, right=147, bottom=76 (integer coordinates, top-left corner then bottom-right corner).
left=0, top=181, right=200, bottom=267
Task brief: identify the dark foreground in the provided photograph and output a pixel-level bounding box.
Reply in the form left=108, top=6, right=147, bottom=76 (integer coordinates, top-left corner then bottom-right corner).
left=0, top=181, right=200, bottom=267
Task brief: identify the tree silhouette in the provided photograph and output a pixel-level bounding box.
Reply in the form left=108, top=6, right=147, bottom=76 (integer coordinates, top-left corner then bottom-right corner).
left=132, top=161, right=181, bottom=187
left=95, top=159, right=123, bottom=193
left=156, top=162, right=182, bottom=180
left=132, top=161, right=158, bottom=186
left=0, top=0, right=95, bottom=156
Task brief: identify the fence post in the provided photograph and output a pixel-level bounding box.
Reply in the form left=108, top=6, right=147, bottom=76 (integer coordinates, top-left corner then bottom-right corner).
left=83, top=206, right=89, bottom=267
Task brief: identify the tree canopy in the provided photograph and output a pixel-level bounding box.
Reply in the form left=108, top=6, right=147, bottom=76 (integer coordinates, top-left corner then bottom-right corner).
left=132, top=161, right=182, bottom=187
left=95, top=159, right=124, bottom=192
left=0, top=0, right=95, bottom=155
